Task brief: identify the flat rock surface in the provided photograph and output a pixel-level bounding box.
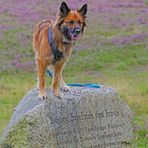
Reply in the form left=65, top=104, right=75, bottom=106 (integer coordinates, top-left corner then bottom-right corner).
left=0, top=86, right=133, bottom=148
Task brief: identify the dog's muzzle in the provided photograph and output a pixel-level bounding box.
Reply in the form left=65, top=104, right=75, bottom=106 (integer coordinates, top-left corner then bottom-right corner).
left=63, top=26, right=81, bottom=40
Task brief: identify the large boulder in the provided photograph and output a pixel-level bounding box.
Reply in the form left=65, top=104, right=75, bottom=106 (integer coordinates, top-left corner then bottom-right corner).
left=0, top=86, right=133, bottom=148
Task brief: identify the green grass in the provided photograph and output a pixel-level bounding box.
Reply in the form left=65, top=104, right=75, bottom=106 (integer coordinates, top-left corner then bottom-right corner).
left=0, top=42, right=147, bottom=147
left=0, top=71, right=35, bottom=133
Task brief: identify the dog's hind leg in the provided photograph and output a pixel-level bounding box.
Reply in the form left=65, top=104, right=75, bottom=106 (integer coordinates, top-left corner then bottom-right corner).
left=59, top=72, right=70, bottom=92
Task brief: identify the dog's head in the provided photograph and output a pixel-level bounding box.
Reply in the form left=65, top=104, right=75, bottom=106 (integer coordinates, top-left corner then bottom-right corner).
left=57, top=1, right=87, bottom=41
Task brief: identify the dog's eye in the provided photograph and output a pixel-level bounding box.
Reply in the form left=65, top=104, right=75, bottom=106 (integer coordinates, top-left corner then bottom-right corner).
left=78, top=20, right=82, bottom=25
left=67, top=20, right=74, bottom=25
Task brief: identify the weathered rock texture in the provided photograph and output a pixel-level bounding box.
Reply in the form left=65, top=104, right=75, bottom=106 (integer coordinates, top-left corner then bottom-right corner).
left=0, top=86, right=133, bottom=148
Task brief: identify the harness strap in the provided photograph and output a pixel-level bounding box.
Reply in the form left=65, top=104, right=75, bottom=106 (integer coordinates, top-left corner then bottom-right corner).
left=48, top=28, right=63, bottom=64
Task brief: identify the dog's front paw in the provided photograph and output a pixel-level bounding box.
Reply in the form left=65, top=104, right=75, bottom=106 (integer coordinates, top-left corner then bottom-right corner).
left=50, top=85, right=64, bottom=99
left=39, top=93, right=47, bottom=100
left=60, top=84, right=70, bottom=92
left=54, top=91, right=63, bottom=99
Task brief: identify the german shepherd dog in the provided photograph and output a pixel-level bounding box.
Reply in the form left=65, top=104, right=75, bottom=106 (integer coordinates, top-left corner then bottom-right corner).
left=33, top=2, right=87, bottom=99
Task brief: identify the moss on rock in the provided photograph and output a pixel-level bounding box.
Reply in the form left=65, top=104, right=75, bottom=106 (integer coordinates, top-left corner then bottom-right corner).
left=0, top=118, right=31, bottom=148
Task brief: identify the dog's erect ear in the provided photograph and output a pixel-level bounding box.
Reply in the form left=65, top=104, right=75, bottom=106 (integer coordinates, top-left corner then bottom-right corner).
left=59, top=1, right=70, bottom=17
left=78, top=4, right=87, bottom=16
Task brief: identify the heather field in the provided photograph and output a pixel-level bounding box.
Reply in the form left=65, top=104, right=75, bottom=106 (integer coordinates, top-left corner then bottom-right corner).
left=0, top=0, right=148, bottom=146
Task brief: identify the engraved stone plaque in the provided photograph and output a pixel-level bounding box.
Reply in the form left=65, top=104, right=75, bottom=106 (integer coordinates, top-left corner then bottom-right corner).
left=0, top=87, right=133, bottom=148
